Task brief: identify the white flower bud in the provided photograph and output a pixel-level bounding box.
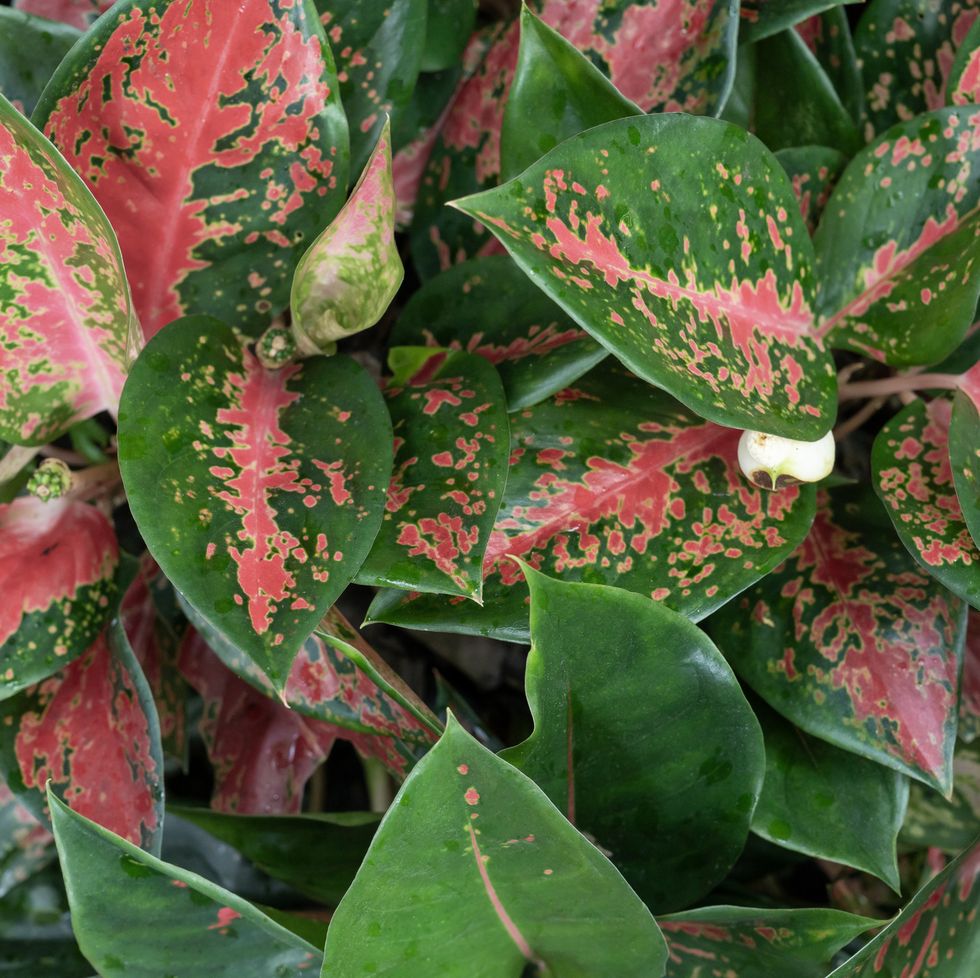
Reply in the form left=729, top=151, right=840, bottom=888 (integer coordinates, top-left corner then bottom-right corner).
left=738, top=429, right=835, bottom=491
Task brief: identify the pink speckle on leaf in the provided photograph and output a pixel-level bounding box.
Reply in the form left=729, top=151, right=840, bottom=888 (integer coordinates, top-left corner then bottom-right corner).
left=464, top=786, right=480, bottom=805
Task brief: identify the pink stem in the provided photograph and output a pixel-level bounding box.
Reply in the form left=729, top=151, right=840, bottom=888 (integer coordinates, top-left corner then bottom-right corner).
left=837, top=372, right=960, bottom=402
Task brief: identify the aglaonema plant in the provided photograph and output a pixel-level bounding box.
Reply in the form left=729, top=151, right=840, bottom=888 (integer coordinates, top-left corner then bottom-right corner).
left=1, top=0, right=979, bottom=975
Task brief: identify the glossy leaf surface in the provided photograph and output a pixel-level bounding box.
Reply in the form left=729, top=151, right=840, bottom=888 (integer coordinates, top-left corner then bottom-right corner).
left=752, top=701, right=907, bottom=888
left=873, top=396, right=980, bottom=609
left=815, top=107, right=980, bottom=367
left=369, top=361, right=816, bottom=643
left=455, top=114, right=837, bottom=438
left=950, top=387, right=980, bottom=553
left=0, top=498, right=118, bottom=700
left=321, top=716, right=668, bottom=977
left=12, top=0, right=110, bottom=29
left=739, top=0, right=853, bottom=43
left=357, top=348, right=509, bottom=598
left=390, top=254, right=606, bottom=411
left=0, top=10, right=79, bottom=117
left=117, top=316, right=392, bottom=692
left=49, top=793, right=323, bottom=978
left=0, top=94, right=132, bottom=446
left=291, top=120, right=403, bottom=354
left=711, top=485, right=966, bottom=793
left=35, top=0, right=349, bottom=340
left=501, top=568, right=765, bottom=912
left=775, top=145, right=847, bottom=234
left=950, top=16, right=980, bottom=104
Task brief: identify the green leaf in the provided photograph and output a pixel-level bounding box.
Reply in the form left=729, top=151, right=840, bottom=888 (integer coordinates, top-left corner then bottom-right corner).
left=500, top=5, right=642, bottom=181
left=739, top=0, right=856, bottom=44
left=949, top=15, right=980, bottom=105
left=814, top=107, right=980, bottom=367
left=826, top=836, right=980, bottom=977
left=501, top=567, right=765, bottom=912
left=0, top=9, right=79, bottom=118
left=796, top=8, right=864, bottom=123
left=356, top=348, right=510, bottom=598
left=950, top=386, right=980, bottom=553
left=775, top=145, right=847, bottom=234
left=368, top=359, right=817, bottom=643
left=421, top=0, right=477, bottom=72
left=117, top=315, right=392, bottom=693
left=751, top=700, right=908, bottom=890
left=33, top=0, right=349, bottom=341
left=753, top=29, right=861, bottom=154
left=169, top=806, right=380, bottom=907
left=962, top=609, right=980, bottom=742
left=659, top=905, right=880, bottom=978
left=709, top=485, right=967, bottom=794
left=291, top=120, right=403, bottom=355
left=48, top=791, right=323, bottom=978
left=873, top=397, right=980, bottom=609
left=454, top=113, right=837, bottom=438
left=390, top=255, right=606, bottom=411
left=321, top=715, right=669, bottom=977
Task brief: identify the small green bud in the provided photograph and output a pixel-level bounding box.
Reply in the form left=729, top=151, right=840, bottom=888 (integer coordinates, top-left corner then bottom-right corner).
left=26, top=458, right=73, bottom=501
left=256, top=325, right=297, bottom=370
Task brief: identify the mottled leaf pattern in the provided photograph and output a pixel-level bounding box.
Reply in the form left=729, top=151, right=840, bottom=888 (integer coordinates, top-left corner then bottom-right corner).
left=455, top=114, right=837, bottom=437
left=12, top=0, right=111, bottom=29
left=501, top=568, right=766, bottom=913
left=390, top=255, right=605, bottom=411
left=0, top=781, right=53, bottom=898
left=0, top=498, right=118, bottom=700
left=0, top=94, right=133, bottom=446
left=711, top=485, right=966, bottom=793
left=368, top=362, right=816, bottom=643
left=775, top=145, right=847, bottom=235
left=357, top=348, right=509, bottom=598
left=0, top=10, right=80, bottom=117
left=35, top=0, right=349, bottom=340
left=814, top=107, right=980, bottom=367
left=117, top=316, right=392, bottom=692
left=950, top=16, right=980, bottom=104
left=321, top=716, right=669, bottom=977
left=739, top=0, right=853, bottom=44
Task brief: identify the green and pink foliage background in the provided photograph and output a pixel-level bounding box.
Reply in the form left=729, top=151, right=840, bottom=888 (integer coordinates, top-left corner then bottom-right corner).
left=0, top=0, right=980, bottom=975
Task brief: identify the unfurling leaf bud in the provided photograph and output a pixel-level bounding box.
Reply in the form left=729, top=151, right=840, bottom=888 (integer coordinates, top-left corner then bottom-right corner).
left=26, top=458, right=73, bottom=501
left=738, top=429, right=835, bottom=491
left=255, top=325, right=296, bottom=370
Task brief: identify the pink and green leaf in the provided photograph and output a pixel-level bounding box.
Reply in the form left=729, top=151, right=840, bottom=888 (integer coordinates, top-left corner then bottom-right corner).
left=367, top=361, right=816, bottom=643
left=356, top=347, right=510, bottom=599
left=12, top=0, right=111, bottom=30
left=453, top=113, right=837, bottom=438
left=795, top=7, right=865, bottom=123
left=34, top=0, right=349, bottom=341
left=775, top=145, right=848, bottom=235
left=0, top=94, right=133, bottom=447
left=290, top=120, right=403, bottom=354
left=739, top=0, right=855, bottom=44
left=950, top=16, right=980, bottom=104
left=962, top=609, right=980, bottom=742
left=117, top=315, right=392, bottom=693
left=814, top=107, right=980, bottom=367
left=710, top=485, right=967, bottom=794
left=0, top=10, right=80, bottom=118
left=0, top=780, right=54, bottom=898
left=0, top=497, right=118, bottom=700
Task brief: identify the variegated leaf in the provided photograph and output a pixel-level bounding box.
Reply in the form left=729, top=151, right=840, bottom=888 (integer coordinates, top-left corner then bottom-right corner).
left=0, top=94, right=133, bottom=446
left=855, top=0, right=980, bottom=139
left=454, top=114, right=837, bottom=437
left=34, top=0, right=349, bottom=341
left=117, top=315, right=392, bottom=693
left=814, top=107, right=980, bottom=367
left=0, top=497, right=118, bottom=700
left=0, top=9, right=80, bottom=118
left=367, top=361, right=816, bottom=643
left=873, top=396, right=980, bottom=609
left=710, top=485, right=967, bottom=794
left=963, top=609, right=980, bottom=741
left=411, top=0, right=740, bottom=278
left=950, top=16, right=980, bottom=104
left=12, top=0, right=111, bottom=29
left=356, top=348, right=510, bottom=599
left=796, top=7, right=864, bottom=123
left=0, top=629, right=164, bottom=854
left=739, top=0, right=854, bottom=44
left=775, top=145, right=847, bottom=235
left=290, top=120, right=403, bottom=354
left=0, top=780, right=53, bottom=898
left=390, top=255, right=605, bottom=411
left=950, top=377, right=980, bottom=552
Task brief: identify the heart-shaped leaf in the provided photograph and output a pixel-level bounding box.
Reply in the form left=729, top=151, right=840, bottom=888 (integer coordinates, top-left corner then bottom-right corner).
left=752, top=700, right=908, bottom=889
left=709, top=484, right=966, bottom=794
left=814, top=107, right=980, bottom=367
left=356, top=347, right=510, bottom=598
left=368, top=361, right=816, bottom=643
left=501, top=567, right=765, bottom=912
left=0, top=627, right=164, bottom=854
left=422, top=0, right=478, bottom=72
left=0, top=781, right=53, bottom=899
left=454, top=114, right=837, bottom=438
left=775, top=145, right=847, bottom=234
left=34, top=0, right=349, bottom=340
left=0, top=10, right=79, bottom=117
left=291, top=120, right=403, bottom=354
left=950, top=16, right=980, bottom=105
left=0, top=94, right=133, bottom=446
left=48, top=791, right=323, bottom=978
left=739, top=0, right=854, bottom=44
left=796, top=8, right=864, bottom=123
left=390, top=255, right=605, bottom=411
left=117, top=315, right=392, bottom=693
left=321, top=715, right=669, bottom=977
left=659, top=906, right=880, bottom=978
left=12, top=0, right=110, bottom=29
left=950, top=383, right=980, bottom=551
left=962, top=609, right=980, bottom=742
left=0, top=497, right=118, bottom=700
left=873, top=396, right=980, bottom=609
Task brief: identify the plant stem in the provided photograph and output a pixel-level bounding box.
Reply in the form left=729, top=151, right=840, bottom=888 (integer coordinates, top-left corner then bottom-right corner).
left=837, top=372, right=960, bottom=402
left=0, top=445, right=38, bottom=484
left=834, top=396, right=887, bottom=440
left=68, top=460, right=122, bottom=502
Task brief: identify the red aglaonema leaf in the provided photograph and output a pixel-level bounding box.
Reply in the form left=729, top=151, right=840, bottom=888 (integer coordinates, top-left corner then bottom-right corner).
left=961, top=610, right=980, bottom=742
left=950, top=17, right=980, bottom=104
left=12, top=0, right=111, bottom=29
left=0, top=778, right=54, bottom=898
left=34, top=0, right=349, bottom=340
left=0, top=94, right=133, bottom=447
left=1, top=496, right=118, bottom=700
left=0, top=629, right=165, bottom=853
left=711, top=485, right=966, bottom=794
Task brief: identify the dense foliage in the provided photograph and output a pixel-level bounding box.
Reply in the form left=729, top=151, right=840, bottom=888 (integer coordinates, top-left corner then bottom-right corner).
left=0, top=0, right=979, bottom=975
